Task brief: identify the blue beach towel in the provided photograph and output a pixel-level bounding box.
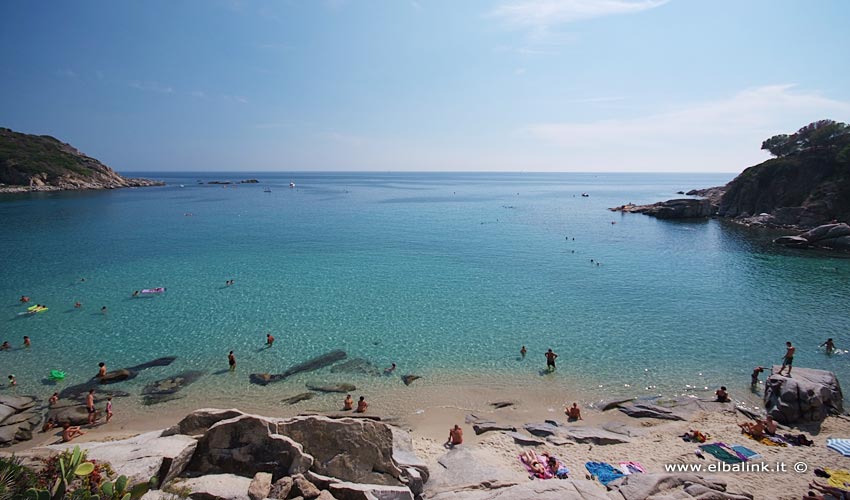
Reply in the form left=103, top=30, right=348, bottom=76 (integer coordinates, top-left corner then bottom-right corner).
left=730, top=444, right=762, bottom=461
left=699, top=443, right=744, bottom=464
left=585, top=461, right=625, bottom=485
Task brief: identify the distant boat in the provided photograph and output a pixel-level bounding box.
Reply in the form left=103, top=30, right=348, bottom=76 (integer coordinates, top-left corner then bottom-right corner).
left=289, top=181, right=295, bottom=188
left=179, top=184, right=185, bottom=188
left=264, top=187, right=272, bottom=193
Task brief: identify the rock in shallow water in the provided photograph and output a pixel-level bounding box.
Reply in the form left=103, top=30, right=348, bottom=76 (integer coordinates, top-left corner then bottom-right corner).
left=306, top=382, right=356, bottom=393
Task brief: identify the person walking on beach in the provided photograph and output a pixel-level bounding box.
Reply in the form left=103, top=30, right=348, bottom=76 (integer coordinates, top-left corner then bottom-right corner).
left=228, top=351, right=236, bottom=371
left=105, top=396, right=113, bottom=423
left=355, top=396, right=368, bottom=413
left=266, top=333, right=275, bottom=347
left=520, top=346, right=527, bottom=359
left=751, top=366, right=764, bottom=387
left=779, top=341, right=795, bottom=376
left=820, top=338, right=835, bottom=354
left=545, top=349, right=558, bottom=371
left=23, top=336, right=31, bottom=348
left=86, top=389, right=96, bottom=424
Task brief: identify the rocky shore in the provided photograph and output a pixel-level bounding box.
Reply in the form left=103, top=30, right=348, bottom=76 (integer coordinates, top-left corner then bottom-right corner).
left=3, top=365, right=846, bottom=500
left=0, top=127, right=164, bottom=193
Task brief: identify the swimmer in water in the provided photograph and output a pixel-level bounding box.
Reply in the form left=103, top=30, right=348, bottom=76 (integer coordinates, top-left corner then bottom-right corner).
left=520, top=346, right=527, bottom=359
left=266, top=333, right=275, bottom=347
left=820, top=338, right=835, bottom=354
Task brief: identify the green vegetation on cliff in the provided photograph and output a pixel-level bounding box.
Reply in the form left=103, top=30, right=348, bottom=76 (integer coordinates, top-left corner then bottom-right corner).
left=718, top=119, right=850, bottom=227
left=0, top=128, right=97, bottom=183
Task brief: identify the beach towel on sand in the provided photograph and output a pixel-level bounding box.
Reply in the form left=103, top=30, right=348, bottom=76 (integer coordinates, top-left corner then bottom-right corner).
left=827, top=438, right=850, bottom=457
left=585, top=462, right=625, bottom=485
left=618, top=461, right=646, bottom=475
left=730, top=444, right=762, bottom=461
left=824, top=468, right=850, bottom=491
left=699, top=443, right=744, bottom=464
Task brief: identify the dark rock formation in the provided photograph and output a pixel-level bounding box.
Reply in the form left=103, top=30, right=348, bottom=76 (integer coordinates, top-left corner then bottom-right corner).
left=611, top=198, right=717, bottom=219
left=774, top=222, right=850, bottom=250
left=249, top=350, right=347, bottom=386
left=0, top=127, right=163, bottom=192
left=142, top=370, right=206, bottom=405
left=305, top=382, right=356, bottom=393
left=0, top=395, right=40, bottom=446
left=764, top=366, right=843, bottom=424
left=59, top=356, right=177, bottom=400
left=401, top=375, right=420, bottom=386
left=618, top=401, right=687, bottom=421
left=470, top=420, right=516, bottom=435
left=282, top=393, right=317, bottom=405
left=162, top=408, right=245, bottom=437
left=329, top=358, right=381, bottom=376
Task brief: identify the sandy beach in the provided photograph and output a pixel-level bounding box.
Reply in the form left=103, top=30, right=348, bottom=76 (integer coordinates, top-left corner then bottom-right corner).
left=5, top=376, right=848, bottom=500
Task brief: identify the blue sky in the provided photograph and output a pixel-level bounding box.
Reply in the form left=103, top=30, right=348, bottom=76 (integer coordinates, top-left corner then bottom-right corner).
left=1, top=0, right=849, bottom=172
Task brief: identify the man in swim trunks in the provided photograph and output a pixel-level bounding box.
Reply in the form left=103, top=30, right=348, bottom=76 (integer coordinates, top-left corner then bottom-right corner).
left=545, top=349, right=558, bottom=371
left=266, top=334, right=274, bottom=347
left=820, top=338, right=835, bottom=354
left=447, top=424, right=463, bottom=448
left=86, top=389, right=96, bottom=425
left=779, top=341, right=795, bottom=376
left=228, top=351, right=236, bottom=371
left=751, top=366, right=764, bottom=386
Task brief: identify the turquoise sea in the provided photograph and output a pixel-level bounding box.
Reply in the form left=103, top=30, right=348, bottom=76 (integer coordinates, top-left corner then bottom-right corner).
left=1, top=172, right=848, bottom=414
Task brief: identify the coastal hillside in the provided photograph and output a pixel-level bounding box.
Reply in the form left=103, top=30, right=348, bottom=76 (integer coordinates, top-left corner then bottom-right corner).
left=718, top=119, right=850, bottom=227
left=0, top=127, right=161, bottom=192
left=613, top=119, right=850, bottom=228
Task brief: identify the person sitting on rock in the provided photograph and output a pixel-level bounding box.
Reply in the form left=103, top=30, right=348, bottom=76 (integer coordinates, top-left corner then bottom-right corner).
left=355, top=396, right=368, bottom=413
left=343, top=394, right=354, bottom=411
left=446, top=424, right=463, bottom=448
left=61, top=422, right=85, bottom=442
left=715, top=386, right=730, bottom=402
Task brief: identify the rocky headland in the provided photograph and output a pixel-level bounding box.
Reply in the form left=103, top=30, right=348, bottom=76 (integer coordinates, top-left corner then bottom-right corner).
left=0, top=127, right=163, bottom=193
left=611, top=120, right=850, bottom=236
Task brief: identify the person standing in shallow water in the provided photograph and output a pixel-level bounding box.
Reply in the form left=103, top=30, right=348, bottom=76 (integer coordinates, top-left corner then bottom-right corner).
left=228, top=351, right=236, bottom=371
left=751, top=366, right=764, bottom=387
left=520, top=346, right=527, bottom=359
left=266, top=333, right=274, bottom=347
left=778, top=341, right=795, bottom=376
left=820, top=338, right=835, bottom=354
left=545, top=349, right=558, bottom=371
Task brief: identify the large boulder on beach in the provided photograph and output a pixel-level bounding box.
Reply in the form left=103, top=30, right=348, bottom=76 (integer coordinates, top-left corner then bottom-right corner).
left=187, top=414, right=313, bottom=479
left=618, top=401, right=687, bottom=421
left=47, top=405, right=98, bottom=426
left=427, top=479, right=610, bottom=500
left=764, top=366, right=843, bottom=424
left=173, top=474, right=251, bottom=500
left=162, top=408, right=245, bottom=437
left=46, top=430, right=197, bottom=486
left=276, top=416, right=402, bottom=486
left=609, top=473, right=753, bottom=499
left=561, top=426, right=632, bottom=445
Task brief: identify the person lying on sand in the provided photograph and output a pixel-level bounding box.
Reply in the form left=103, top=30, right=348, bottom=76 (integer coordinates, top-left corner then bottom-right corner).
left=738, top=420, right=766, bottom=439
left=808, top=480, right=849, bottom=500
left=62, top=422, right=85, bottom=442
left=520, top=450, right=549, bottom=479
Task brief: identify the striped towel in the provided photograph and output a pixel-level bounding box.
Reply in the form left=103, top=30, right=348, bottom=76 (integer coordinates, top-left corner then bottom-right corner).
left=827, top=438, right=850, bottom=457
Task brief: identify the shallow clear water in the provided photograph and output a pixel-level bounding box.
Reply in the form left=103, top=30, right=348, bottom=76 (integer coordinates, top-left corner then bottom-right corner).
left=1, top=172, right=848, bottom=413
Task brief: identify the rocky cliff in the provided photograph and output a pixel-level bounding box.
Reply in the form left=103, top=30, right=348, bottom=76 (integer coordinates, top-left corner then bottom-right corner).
left=612, top=120, right=850, bottom=229
left=0, top=127, right=162, bottom=192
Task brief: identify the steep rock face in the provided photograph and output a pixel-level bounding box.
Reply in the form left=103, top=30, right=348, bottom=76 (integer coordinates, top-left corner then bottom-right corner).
left=0, top=127, right=162, bottom=191
left=718, top=156, right=850, bottom=227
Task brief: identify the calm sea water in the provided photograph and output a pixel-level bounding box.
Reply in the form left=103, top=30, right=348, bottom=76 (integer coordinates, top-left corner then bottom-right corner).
left=1, top=172, right=848, bottom=413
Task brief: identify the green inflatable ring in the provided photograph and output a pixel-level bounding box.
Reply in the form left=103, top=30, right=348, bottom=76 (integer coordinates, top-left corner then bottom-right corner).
left=49, top=370, right=65, bottom=380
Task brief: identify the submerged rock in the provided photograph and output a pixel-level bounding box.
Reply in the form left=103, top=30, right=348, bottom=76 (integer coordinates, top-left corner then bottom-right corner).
left=282, top=393, right=316, bottom=405
left=306, top=382, right=356, bottom=393
left=59, top=356, right=177, bottom=399
left=249, top=350, right=347, bottom=386
left=330, top=358, right=381, bottom=376
left=401, top=375, right=420, bottom=386
left=142, top=370, right=205, bottom=405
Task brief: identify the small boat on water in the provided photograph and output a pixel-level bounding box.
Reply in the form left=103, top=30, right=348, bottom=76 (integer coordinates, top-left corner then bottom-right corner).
left=179, top=184, right=185, bottom=188
left=264, top=187, right=272, bottom=193
left=289, top=181, right=295, bottom=188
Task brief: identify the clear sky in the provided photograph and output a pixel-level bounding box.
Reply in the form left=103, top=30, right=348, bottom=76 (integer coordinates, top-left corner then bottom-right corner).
left=1, top=0, right=849, bottom=172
